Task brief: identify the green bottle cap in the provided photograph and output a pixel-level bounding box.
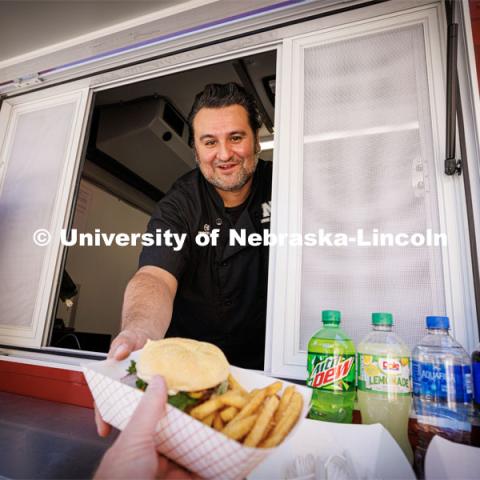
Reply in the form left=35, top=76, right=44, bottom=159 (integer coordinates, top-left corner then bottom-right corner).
left=372, top=312, right=393, bottom=326
left=322, top=310, right=341, bottom=325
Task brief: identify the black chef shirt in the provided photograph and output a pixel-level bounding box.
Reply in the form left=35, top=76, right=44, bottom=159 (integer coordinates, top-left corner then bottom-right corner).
left=139, top=160, right=272, bottom=369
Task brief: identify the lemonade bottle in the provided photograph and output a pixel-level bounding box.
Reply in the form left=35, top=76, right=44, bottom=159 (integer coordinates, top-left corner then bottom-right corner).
left=307, top=310, right=356, bottom=423
left=358, top=313, right=413, bottom=463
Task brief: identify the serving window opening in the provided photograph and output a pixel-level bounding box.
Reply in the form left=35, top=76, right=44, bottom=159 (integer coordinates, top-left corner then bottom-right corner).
left=49, top=50, right=277, bottom=354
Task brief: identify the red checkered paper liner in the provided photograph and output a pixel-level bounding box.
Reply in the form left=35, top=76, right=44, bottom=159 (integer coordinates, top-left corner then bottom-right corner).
left=82, top=352, right=310, bottom=480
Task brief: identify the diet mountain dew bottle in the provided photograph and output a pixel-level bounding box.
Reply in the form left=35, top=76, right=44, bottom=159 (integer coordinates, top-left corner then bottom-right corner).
left=307, top=310, right=356, bottom=423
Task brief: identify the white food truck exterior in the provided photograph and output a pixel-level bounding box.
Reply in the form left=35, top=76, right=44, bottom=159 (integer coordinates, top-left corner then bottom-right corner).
left=0, top=0, right=479, bottom=381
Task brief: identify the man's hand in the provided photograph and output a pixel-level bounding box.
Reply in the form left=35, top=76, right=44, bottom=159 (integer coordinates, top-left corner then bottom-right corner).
left=108, top=328, right=150, bottom=361
left=94, top=376, right=196, bottom=480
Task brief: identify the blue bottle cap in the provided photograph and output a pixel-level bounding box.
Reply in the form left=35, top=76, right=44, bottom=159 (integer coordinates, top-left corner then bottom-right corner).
left=426, top=316, right=449, bottom=329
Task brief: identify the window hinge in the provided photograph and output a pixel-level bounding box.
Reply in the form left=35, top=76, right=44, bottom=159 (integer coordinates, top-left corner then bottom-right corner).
left=445, top=157, right=462, bottom=176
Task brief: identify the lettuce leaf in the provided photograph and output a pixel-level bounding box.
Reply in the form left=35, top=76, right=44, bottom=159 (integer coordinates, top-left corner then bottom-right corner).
left=167, top=392, right=201, bottom=411
left=127, top=360, right=137, bottom=375
left=136, top=378, right=148, bottom=391
left=214, top=380, right=228, bottom=395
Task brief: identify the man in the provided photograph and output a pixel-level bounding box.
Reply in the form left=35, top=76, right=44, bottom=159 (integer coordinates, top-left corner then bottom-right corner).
left=97, top=82, right=272, bottom=436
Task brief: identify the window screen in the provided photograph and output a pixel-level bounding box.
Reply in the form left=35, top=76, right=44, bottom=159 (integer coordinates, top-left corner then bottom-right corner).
left=0, top=103, right=75, bottom=328
left=299, top=25, right=446, bottom=350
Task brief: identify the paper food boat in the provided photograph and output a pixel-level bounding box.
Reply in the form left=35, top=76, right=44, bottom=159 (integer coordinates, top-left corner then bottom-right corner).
left=82, top=352, right=311, bottom=480
left=425, top=435, right=480, bottom=480
left=249, top=419, right=416, bottom=479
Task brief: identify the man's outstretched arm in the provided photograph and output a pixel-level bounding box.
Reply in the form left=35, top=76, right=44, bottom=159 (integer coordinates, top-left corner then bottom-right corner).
left=110, top=265, right=178, bottom=360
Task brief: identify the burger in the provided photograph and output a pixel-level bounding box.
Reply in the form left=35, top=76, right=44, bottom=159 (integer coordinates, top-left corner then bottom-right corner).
left=126, top=337, right=230, bottom=411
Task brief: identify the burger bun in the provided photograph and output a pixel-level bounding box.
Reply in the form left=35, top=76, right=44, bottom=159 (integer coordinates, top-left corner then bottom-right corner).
left=137, top=337, right=229, bottom=392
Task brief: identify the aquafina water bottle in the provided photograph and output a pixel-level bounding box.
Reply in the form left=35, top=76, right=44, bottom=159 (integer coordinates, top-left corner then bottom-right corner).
left=412, top=316, right=473, bottom=478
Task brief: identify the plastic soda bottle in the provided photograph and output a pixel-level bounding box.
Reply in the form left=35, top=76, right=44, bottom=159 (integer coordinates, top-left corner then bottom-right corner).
left=412, top=316, right=473, bottom=478
left=307, top=310, right=356, bottom=423
left=357, top=313, right=413, bottom=463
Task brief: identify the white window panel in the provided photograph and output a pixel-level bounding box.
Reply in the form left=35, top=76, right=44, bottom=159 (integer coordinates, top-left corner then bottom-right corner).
left=267, top=5, right=475, bottom=379
left=0, top=87, right=90, bottom=347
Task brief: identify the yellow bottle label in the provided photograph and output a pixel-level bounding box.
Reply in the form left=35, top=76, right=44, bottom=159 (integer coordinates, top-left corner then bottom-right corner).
left=358, top=354, right=411, bottom=395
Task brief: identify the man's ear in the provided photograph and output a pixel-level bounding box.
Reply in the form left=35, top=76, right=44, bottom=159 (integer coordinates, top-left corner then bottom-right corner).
left=255, top=137, right=261, bottom=155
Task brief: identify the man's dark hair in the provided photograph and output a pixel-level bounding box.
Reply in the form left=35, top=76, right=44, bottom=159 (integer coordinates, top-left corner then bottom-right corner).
left=187, top=82, right=263, bottom=147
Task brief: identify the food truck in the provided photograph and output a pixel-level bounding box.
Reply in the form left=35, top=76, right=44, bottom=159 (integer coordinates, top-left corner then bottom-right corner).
left=0, top=0, right=479, bottom=478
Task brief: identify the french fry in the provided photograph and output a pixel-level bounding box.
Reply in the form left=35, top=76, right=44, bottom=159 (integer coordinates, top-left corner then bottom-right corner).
left=274, top=385, right=295, bottom=423
left=248, top=388, right=259, bottom=398
left=213, top=412, right=224, bottom=431
left=265, top=381, right=282, bottom=396
left=220, top=406, right=238, bottom=422
left=170, top=372, right=302, bottom=448
left=218, top=390, right=247, bottom=409
left=243, top=395, right=280, bottom=447
left=190, top=397, right=223, bottom=420
left=222, top=414, right=257, bottom=441
left=262, top=419, right=275, bottom=443
left=202, top=413, right=215, bottom=427
left=228, top=374, right=247, bottom=394
left=260, top=391, right=303, bottom=448
left=230, top=388, right=267, bottom=424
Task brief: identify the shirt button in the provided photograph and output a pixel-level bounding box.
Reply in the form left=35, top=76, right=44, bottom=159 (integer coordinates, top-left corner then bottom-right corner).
left=225, top=299, right=232, bottom=306
left=221, top=261, right=228, bottom=267
left=216, top=218, right=223, bottom=226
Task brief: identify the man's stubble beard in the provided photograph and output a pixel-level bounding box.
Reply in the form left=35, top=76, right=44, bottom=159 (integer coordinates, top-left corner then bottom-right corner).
left=196, top=154, right=259, bottom=193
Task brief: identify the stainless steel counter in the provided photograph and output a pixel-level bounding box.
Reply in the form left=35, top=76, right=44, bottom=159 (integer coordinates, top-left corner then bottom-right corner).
left=0, top=392, right=118, bottom=479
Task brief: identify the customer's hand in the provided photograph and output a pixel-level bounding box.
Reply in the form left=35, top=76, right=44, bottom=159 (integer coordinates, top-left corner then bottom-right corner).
left=95, top=375, right=196, bottom=479
left=95, top=328, right=150, bottom=437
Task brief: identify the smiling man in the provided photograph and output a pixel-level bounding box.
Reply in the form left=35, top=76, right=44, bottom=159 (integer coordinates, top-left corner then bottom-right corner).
left=193, top=103, right=259, bottom=200
left=99, top=84, right=271, bottom=434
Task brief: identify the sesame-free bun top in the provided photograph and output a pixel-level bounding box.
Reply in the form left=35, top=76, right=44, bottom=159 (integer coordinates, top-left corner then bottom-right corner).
left=137, top=338, right=229, bottom=392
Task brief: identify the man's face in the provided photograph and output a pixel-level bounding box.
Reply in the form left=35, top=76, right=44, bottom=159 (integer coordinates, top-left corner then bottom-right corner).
left=193, top=105, right=259, bottom=194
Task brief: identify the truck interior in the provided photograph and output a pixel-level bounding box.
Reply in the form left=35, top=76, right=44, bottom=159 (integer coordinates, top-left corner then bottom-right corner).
left=48, top=49, right=276, bottom=353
